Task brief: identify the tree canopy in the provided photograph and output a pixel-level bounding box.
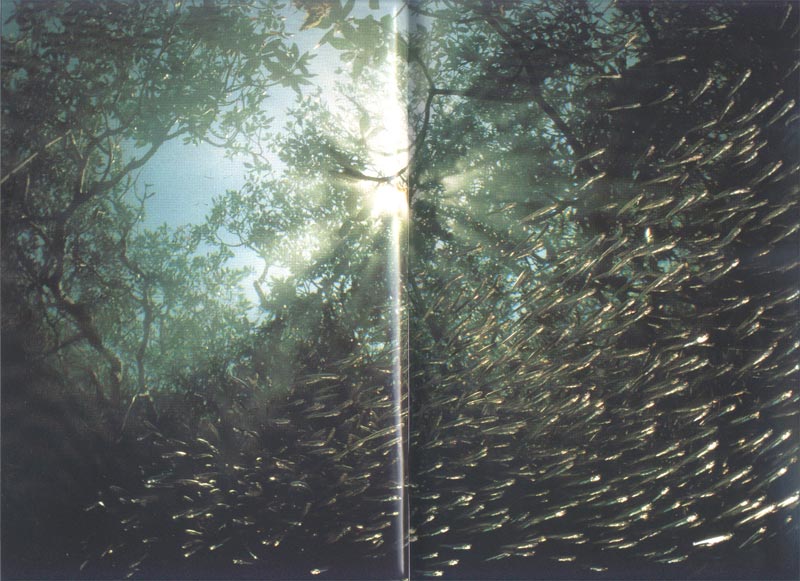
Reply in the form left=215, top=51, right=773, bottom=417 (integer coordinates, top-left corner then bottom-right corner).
left=2, top=1, right=798, bottom=580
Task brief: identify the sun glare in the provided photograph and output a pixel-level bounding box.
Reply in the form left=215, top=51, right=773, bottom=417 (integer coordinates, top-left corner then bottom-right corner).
left=370, top=181, right=409, bottom=218
left=363, top=11, right=409, bottom=221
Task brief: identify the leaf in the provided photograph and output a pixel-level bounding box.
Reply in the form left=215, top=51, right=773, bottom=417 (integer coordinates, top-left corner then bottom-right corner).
left=328, top=35, right=350, bottom=50
left=352, top=52, right=368, bottom=77
left=341, top=0, right=356, bottom=19
left=369, top=0, right=379, bottom=9
left=339, top=20, right=357, bottom=40
left=317, top=28, right=337, bottom=47
left=396, top=33, right=409, bottom=60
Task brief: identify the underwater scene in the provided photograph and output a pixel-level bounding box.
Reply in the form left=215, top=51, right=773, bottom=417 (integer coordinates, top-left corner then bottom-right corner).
left=1, top=1, right=798, bottom=579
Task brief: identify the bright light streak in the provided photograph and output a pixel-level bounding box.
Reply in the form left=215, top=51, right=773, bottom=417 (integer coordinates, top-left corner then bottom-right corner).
left=386, top=197, right=407, bottom=578
left=363, top=11, right=410, bottom=579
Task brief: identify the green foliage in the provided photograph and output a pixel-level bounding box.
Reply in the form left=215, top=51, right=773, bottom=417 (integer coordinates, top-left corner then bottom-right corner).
left=2, top=0, right=310, bottom=404
left=2, top=0, right=799, bottom=579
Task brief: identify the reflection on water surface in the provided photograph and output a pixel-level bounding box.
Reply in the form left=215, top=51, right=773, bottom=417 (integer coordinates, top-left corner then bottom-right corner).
left=1, top=1, right=798, bottom=579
